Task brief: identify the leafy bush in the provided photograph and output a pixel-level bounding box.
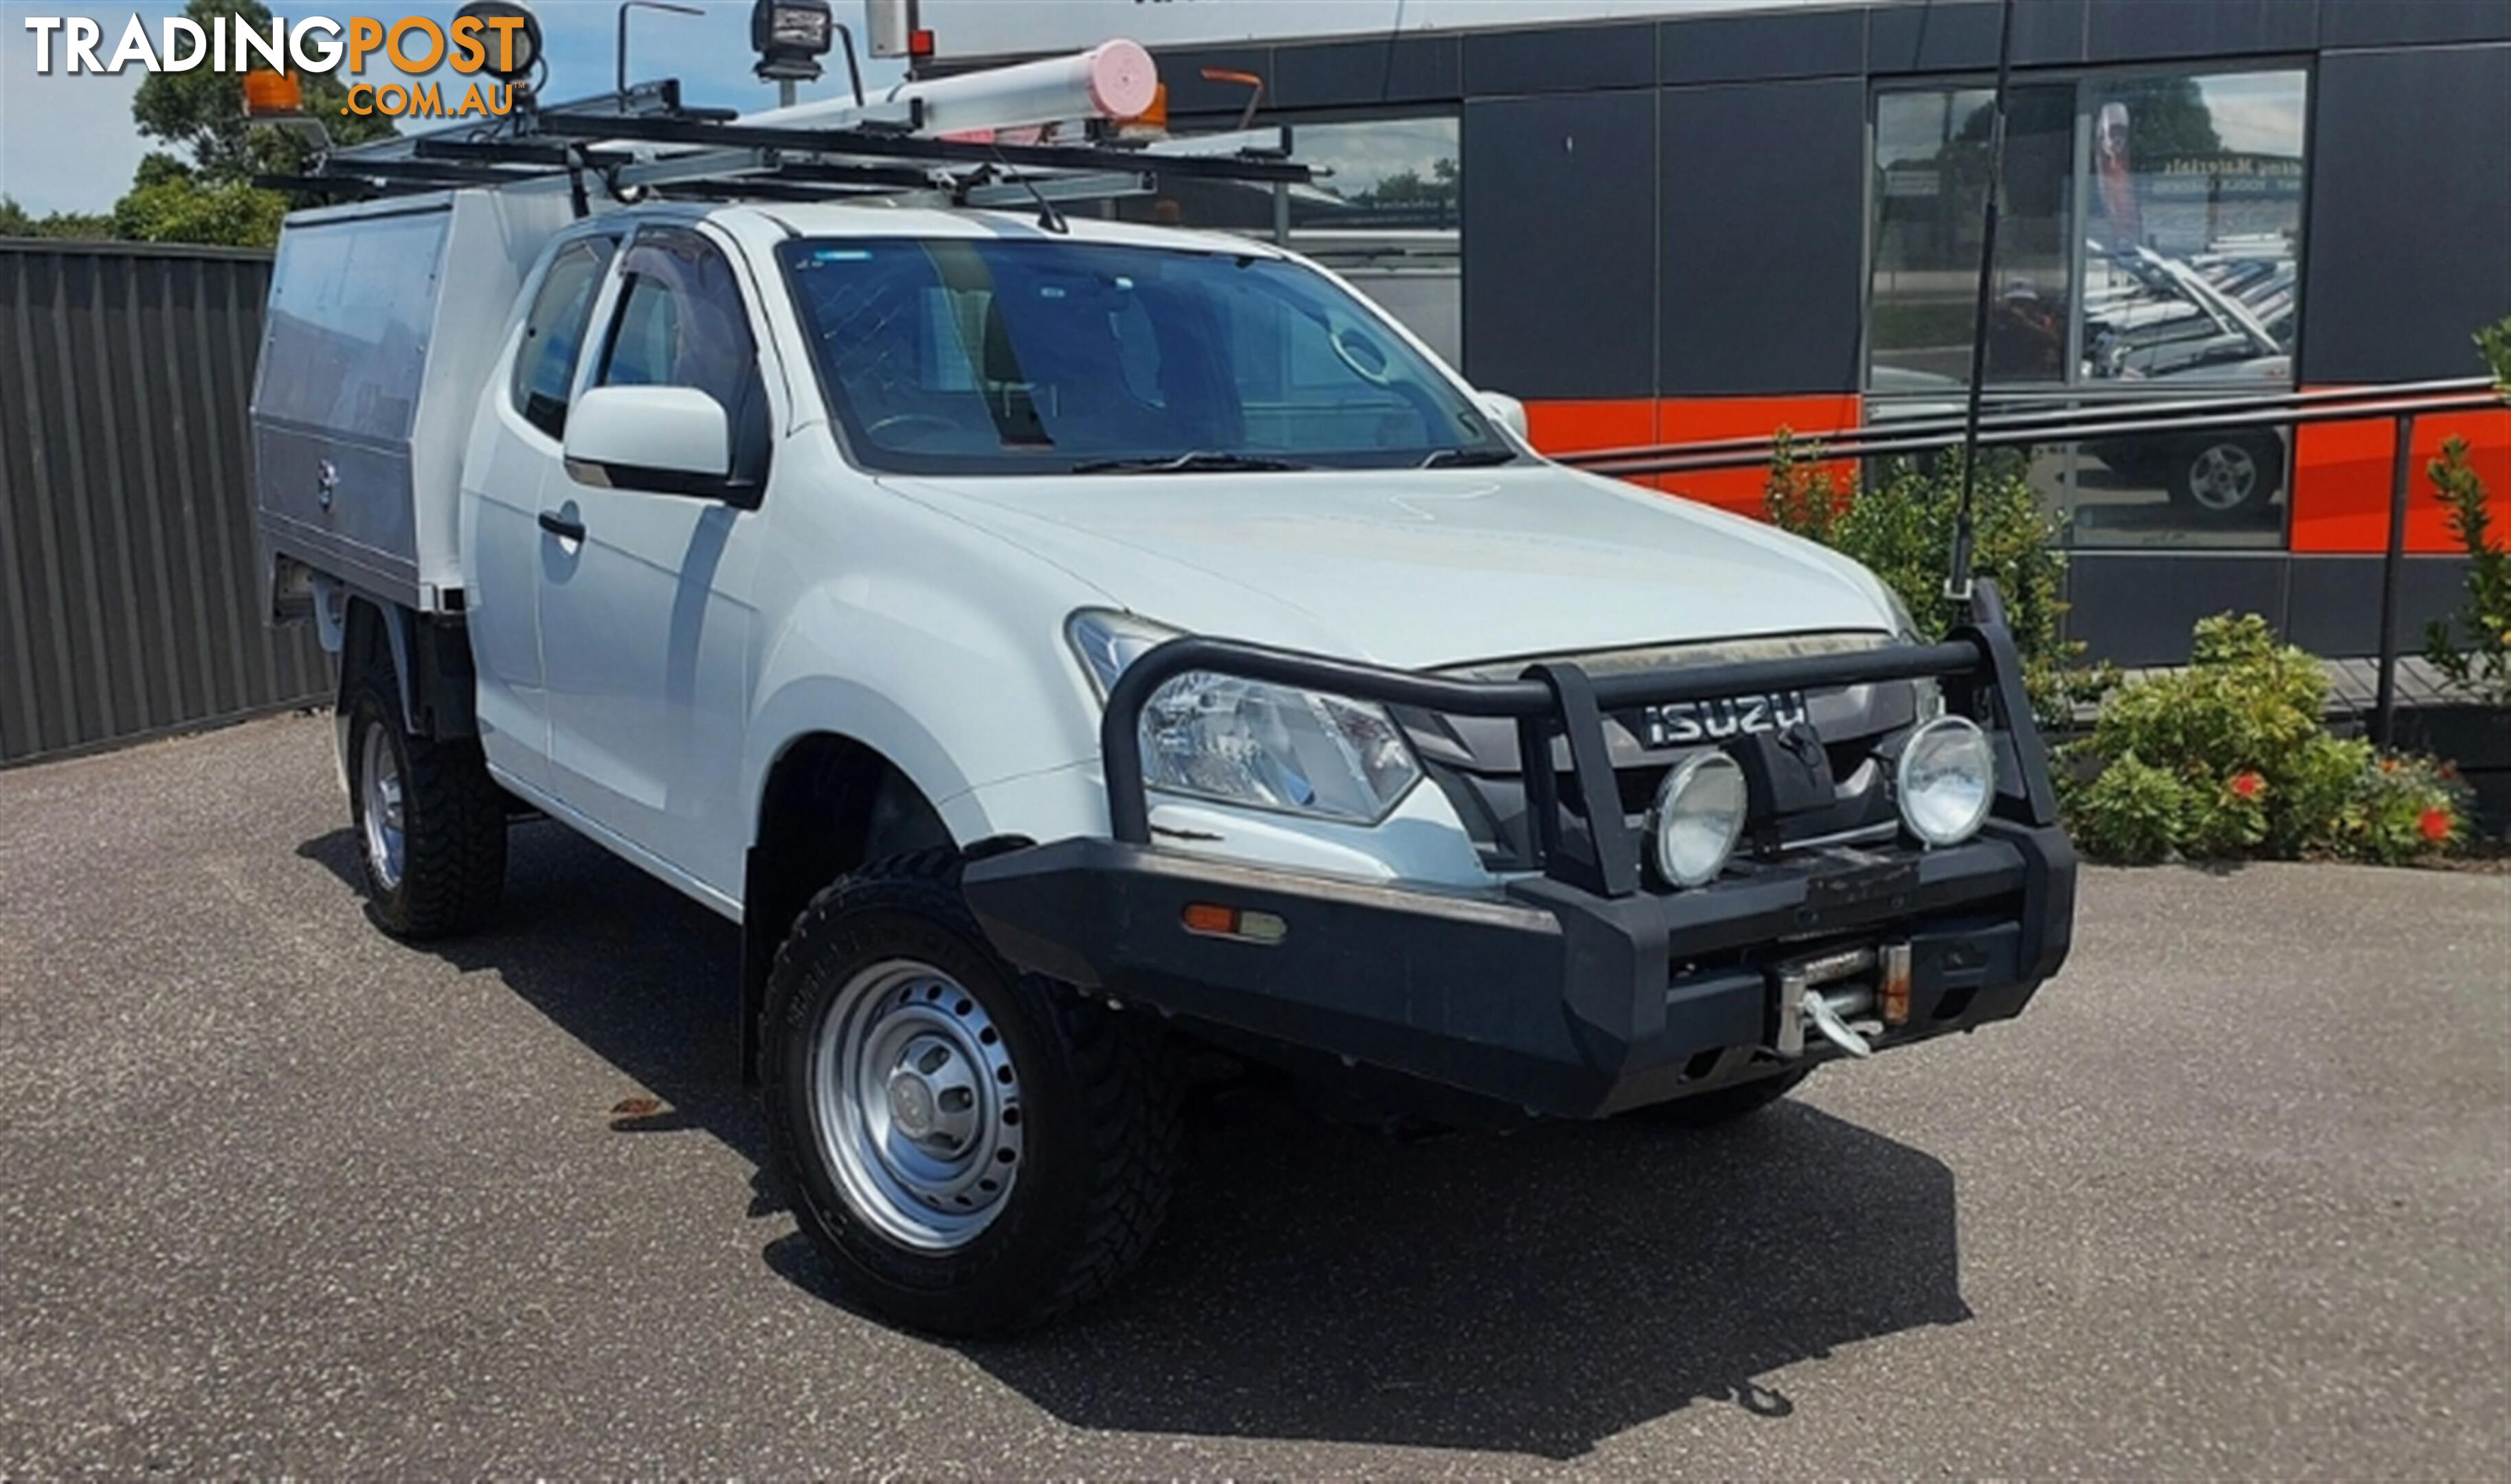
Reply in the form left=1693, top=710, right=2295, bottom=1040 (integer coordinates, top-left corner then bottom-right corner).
left=2063, top=614, right=2467, bottom=865
left=2421, top=437, right=2511, bottom=706
left=1765, top=438, right=2107, bottom=728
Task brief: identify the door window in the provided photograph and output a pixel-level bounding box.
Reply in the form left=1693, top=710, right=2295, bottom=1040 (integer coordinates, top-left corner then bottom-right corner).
left=595, top=227, right=772, bottom=488
left=509, top=235, right=616, bottom=438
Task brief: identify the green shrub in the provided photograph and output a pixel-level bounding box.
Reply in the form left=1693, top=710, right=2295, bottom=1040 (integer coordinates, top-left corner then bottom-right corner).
left=2422, top=436, right=2511, bottom=706
left=2062, top=614, right=2467, bottom=865
left=1765, top=438, right=2108, bottom=728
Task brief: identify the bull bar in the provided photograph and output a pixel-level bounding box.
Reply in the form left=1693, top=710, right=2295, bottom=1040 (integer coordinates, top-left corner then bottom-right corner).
left=963, top=580, right=2077, bottom=1118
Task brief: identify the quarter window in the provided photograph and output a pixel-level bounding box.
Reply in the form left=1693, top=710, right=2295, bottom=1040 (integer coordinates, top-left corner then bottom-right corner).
left=509, top=236, right=616, bottom=438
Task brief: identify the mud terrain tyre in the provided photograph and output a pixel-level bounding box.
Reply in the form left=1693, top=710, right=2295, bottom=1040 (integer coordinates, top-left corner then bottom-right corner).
left=761, top=851, right=1181, bottom=1335
left=343, top=679, right=506, bottom=939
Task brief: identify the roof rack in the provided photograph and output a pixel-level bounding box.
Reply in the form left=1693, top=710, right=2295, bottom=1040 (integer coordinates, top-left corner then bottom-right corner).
left=256, top=73, right=1309, bottom=212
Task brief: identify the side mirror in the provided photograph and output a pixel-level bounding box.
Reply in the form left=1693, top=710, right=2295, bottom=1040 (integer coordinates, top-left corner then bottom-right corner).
left=563, top=385, right=733, bottom=493
left=1475, top=390, right=1530, bottom=442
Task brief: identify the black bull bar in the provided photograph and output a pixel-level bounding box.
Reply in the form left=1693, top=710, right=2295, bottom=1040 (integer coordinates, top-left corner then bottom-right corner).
left=964, top=580, right=2075, bottom=1117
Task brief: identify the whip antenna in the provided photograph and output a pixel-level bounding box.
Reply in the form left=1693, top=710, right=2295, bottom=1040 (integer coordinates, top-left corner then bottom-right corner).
left=1945, top=0, right=2020, bottom=608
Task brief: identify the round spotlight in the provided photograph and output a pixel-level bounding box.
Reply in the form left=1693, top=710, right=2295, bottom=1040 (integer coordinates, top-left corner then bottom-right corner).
left=456, top=1, right=542, bottom=81
left=1895, top=715, right=1996, bottom=846
left=1651, top=752, right=1748, bottom=888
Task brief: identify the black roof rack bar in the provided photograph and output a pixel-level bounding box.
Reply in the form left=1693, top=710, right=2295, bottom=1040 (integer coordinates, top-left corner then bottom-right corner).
left=768, top=160, right=941, bottom=190
left=256, top=174, right=440, bottom=202
left=336, top=158, right=570, bottom=188
left=531, top=112, right=1312, bottom=183
left=412, top=138, right=632, bottom=170
left=649, top=179, right=897, bottom=203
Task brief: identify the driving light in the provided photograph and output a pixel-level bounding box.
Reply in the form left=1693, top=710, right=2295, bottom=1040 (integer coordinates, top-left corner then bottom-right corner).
left=1895, top=715, right=1995, bottom=846
left=1067, top=610, right=1425, bottom=824
left=1651, top=752, right=1748, bottom=888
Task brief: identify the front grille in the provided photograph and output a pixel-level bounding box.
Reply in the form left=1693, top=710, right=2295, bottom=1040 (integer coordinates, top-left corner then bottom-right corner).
left=1397, top=631, right=1921, bottom=873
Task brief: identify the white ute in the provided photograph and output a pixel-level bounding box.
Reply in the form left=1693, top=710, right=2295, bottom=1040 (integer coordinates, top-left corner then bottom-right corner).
left=255, top=74, right=2075, bottom=1334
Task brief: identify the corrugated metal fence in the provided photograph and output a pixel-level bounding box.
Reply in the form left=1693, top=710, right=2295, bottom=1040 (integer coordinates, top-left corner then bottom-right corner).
left=1, top=240, right=330, bottom=767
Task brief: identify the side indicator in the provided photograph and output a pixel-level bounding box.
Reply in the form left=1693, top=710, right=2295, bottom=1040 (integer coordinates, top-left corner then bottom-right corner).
left=1181, top=903, right=1288, bottom=945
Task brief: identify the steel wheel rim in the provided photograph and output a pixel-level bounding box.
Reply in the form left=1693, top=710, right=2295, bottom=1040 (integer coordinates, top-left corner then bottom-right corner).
left=2187, top=443, right=2258, bottom=510
left=359, top=721, right=405, bottom=892
left=810, top=959, right=1025, bottom=1252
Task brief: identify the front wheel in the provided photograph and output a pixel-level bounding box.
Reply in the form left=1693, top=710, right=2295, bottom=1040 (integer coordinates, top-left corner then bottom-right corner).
left=761, top=852, right=1180, bottom=1335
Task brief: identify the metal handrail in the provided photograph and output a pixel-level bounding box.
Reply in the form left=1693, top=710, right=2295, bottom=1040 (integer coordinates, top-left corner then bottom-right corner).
left=1560, top=378, right=2498, bottom=468
left=1554, top=378, right=2511, bottom=748
left=1562, top=379, right=2504, bottom=477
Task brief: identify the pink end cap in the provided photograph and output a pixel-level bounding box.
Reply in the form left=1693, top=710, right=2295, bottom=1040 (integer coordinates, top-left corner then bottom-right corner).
left=1085, top=38, right=1159, bottom=120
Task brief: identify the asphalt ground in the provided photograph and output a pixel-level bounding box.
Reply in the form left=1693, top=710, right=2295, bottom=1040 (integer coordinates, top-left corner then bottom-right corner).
left=2, top=712, right=2506, bottom=1477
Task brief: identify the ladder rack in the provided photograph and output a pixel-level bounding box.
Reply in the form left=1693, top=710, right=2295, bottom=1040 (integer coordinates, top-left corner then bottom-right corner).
left=257, top=79, right=1308, bottom=211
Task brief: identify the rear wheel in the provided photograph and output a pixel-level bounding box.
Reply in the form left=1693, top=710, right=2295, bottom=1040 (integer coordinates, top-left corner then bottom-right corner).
left=2167, top=432, right=2284, bottom=517
left=1628, top=1067, right=1813, bottom=1127
left=761, top=851, right=1180, bottom=1335
left=343, top=680, right=506, bottom=939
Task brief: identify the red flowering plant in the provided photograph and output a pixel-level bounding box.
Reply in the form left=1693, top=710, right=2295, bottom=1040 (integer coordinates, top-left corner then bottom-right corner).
left=2062, top=614, right=2471, bottom=865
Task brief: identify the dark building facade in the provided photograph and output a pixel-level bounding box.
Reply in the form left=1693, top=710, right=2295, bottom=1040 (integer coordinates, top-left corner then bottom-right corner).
left=1141, top=0, right=2511, bottom=664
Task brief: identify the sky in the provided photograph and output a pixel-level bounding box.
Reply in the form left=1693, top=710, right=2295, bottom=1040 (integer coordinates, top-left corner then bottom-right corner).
left=0, top=0, right=907, bottom=214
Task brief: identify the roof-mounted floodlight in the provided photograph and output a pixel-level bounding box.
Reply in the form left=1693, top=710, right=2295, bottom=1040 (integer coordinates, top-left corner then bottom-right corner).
left=753, top=0, right=834, bottom=83
left=456, top=1, right=542, bottom=82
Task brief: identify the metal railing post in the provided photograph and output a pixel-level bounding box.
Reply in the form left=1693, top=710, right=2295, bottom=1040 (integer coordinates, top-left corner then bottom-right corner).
left=2373, top=411, right=2416, bottom=749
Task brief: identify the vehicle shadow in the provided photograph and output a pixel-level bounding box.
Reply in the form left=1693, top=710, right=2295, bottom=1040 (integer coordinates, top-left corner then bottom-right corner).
left=301, top=820, right=1971, bottom=1460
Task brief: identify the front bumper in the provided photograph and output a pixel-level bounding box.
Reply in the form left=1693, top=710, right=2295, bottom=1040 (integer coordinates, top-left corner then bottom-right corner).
left=964, top=820, right=2075, bottom=1119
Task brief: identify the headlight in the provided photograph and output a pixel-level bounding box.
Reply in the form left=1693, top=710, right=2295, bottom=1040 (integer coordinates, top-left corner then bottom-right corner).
left=1066, top=609, right=1424, bottom=824
left=1649, top=752, right=1748, bottom=888
left=1894, top=715, right=1995, bottom=845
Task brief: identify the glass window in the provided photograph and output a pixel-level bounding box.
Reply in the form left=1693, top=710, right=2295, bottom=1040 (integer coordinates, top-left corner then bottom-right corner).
left=510, top=236, right=615, bottom=438
left=1118, top=117, right=1462, bottom=366
left=1870, top=83, right=2075, bottom=390
left=594, top=228, right=772, bottom=486
left=2081, top=71, right=2307, bottom=385
left=1865, top=69, right=2309, bottom=550
left=778, top=236, right=1508, bottom=475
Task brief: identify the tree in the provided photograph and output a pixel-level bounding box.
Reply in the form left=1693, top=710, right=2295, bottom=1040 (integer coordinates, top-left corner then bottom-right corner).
left=0, top=196, right=117, bottom=241
left=115, top=0, right=394, bottom=247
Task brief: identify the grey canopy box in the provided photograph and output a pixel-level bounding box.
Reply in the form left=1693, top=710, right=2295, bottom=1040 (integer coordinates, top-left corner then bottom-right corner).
left=252, top=187, right=574, bottom=615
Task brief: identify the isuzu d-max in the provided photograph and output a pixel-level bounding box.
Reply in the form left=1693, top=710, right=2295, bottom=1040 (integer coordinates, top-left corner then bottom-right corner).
left=255, top=186, right=2075, bottom=1334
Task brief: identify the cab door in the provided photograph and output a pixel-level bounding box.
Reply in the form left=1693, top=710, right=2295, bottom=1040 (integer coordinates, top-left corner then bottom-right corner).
left=463, top=229, right=618, bottom=798
left=534, top=224, right=776, bottom=899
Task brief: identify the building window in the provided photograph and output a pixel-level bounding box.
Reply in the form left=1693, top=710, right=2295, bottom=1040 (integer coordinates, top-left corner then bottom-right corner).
left=1119, top=116, right=1461, bottom=367
left=1866, top=69, right=2309, bottom=548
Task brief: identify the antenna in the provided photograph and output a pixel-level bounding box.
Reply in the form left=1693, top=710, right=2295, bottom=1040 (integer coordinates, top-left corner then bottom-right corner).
left=986, top=145, right=1069, bottom=234
left=1944, top=0, right=2019, bottom=609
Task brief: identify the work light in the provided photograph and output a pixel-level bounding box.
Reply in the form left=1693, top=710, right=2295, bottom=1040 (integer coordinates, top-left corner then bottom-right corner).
left=752, top=0, right=834, bottom=82
left=455, top=1, right=540, bottom=81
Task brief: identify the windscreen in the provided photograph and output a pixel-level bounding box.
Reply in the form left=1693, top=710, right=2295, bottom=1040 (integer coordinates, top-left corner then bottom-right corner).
left=778, top=237, right=1510, bottom=475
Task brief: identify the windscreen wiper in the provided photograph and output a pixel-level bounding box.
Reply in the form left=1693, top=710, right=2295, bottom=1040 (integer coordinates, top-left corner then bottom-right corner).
left=1068, top=451, right=1313, bottom=474
left=1418, top=447, right=1520, bottom=468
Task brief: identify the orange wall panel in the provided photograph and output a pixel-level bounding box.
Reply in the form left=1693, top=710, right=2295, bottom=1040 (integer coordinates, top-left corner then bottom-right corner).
left=1521, top=398, right=1658, bottom=457
left=1524, top=395, right=1862, bottom=508
left=2290, top=396, right=2511, bottom=554
left=1657, top=394, right=1863, bottom=515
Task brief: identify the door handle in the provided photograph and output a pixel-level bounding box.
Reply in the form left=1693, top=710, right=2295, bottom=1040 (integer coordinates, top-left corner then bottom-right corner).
left=537, top=510, right=587, bottom=541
